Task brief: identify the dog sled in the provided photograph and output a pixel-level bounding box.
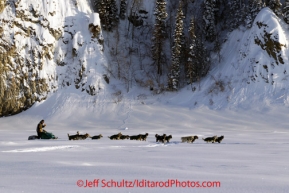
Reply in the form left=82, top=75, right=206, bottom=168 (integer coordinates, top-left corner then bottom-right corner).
left=28, top=131, right=58, bottom=140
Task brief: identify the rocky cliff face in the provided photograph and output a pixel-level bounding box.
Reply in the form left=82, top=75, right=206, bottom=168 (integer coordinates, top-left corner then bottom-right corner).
left=0, top=0, right=105, bottom=116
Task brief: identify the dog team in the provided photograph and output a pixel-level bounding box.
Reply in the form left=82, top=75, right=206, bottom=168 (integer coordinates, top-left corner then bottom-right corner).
left=67, top=131, right=224, bottom=143
left=30, top=120, right=224, bottom=143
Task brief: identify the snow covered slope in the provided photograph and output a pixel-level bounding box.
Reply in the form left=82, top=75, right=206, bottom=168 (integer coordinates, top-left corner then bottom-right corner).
left=175, top=8, right=289, bottom=110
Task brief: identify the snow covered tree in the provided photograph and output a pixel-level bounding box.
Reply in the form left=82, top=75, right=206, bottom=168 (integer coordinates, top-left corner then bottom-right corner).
left=119, top=0, right=127, bottom=20
left=283, top=0, right=289, bottom=24
left=168, top=1, right=185, bottom=91
left=246, top=0, right=264, bottom=28
left=151, top=0, right=168, bottom=76
left=226, top=0, right=247, bottom=31
left=181, top=33, right=210, bottom=88
left=203, top=0, right=217, bottom=41
left=186, top=17, right=197, bottom=86
left=268, top=0, right=282, bottom=16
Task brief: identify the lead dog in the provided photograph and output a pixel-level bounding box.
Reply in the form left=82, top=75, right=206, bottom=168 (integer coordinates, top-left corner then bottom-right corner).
left=215, top=135, right=224, bottom=143
left=202, top=135, right=217, bottom=143
left=181, top=135, right=198, bottom=143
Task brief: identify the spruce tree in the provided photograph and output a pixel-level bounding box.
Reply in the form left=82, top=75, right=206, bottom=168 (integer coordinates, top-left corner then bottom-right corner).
left=283, top=0, right=289, bottom=24
left=168, top=1, right=185, bottom=91
left=151, top=0, right=168, bottom=76
left=203, top=0, right=216, bottom=41
left=246, top=0, right=264, bottom=28
left=268, top=0, right=282, bottom=16
left=119, top=0, right=127, bottom=20
left=186, top=17, right=197, bottom=86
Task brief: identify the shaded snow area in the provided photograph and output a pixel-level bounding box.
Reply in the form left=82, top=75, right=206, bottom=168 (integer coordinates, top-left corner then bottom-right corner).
left=0, top=91, right=289, bottom=192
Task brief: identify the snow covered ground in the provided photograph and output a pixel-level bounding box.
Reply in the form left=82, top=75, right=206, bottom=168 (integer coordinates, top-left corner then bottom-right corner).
left=0, top=88, right=289, bottom=193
